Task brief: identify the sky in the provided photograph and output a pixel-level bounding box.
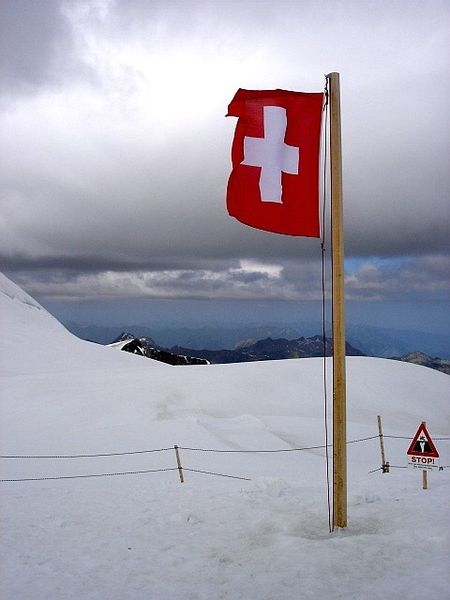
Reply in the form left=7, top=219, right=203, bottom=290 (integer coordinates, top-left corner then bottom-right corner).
left=1, top=0, right=449, bottom=333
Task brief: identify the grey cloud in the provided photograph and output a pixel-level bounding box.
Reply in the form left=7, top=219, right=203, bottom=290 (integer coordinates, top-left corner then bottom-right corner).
left=1, top=0, right=449, bottom=305
left=7, top=254, right=448, bottom=306
left=0, top=0, right=97, bottom=98
left=0, top=0, right=65, bottom=92
left=345, top=256, right=450, bottom=301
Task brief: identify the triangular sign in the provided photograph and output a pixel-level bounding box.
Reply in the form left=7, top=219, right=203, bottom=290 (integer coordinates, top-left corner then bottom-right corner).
left=407, top=423, right=439, bottom=458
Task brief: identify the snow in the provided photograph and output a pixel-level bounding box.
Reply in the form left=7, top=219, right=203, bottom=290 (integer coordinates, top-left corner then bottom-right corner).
left=1, top=272, right=449, bottom=599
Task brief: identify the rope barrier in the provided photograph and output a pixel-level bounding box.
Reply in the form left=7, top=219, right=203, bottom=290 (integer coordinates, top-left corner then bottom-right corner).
left=1, top=431, right=447, bottom=484
left=179, top=435, right=379, bottom=454
left=347, top=435, right=379, bottom=445
left=178, top=444, right=328, bottom=454
left=0, top=467, right=179, bottom=483
left=3, top=433, right=448, bottom=461
left=2, top=457, right=448, bottom=484
left=384, top=435, right=450, bottom=441
left=0, top=438, right=369, bottom=459
left=183, top=468, right=251, bottom=481
left=369, top=465, right=450, bottom=473
left=0, top=448, right=173, bottom=459
left=368, top=467, right=383, bottom=474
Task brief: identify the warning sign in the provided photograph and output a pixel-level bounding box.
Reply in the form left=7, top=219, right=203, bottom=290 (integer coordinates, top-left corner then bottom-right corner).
left=407, top=423, right=440, bottom=470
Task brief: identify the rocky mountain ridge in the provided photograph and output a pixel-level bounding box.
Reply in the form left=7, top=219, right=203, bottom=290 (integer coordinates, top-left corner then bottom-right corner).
left=171, top=335, right=365, bottom=364
left=109, top=332, right=449, bottom=374
left=390, top=351, right=450, bottom=375
left=109, top=333, right=209, bottom=366
left=110, top=332, right=364, bottom=366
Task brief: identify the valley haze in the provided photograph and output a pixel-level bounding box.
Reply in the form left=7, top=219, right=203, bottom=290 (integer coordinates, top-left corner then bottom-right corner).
left=63, top=319, right=450, bottom=360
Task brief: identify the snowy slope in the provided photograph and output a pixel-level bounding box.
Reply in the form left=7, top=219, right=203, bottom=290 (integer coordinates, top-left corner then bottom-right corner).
left=1, top=273, right=449, bottom=600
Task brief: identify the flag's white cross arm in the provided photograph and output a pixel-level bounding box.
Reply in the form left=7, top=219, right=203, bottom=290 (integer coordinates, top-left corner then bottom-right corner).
left=242, top=106, right=300, bottom=203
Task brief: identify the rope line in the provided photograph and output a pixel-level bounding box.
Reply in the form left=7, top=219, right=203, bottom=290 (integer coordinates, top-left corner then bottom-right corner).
left=180, top=435, right=379, bottom=453
left=0, top=448, right=173, bottom=459
left=2, top=432, right=449, bottom=461
left=321, top=75, right=332, bottom=534
left=0, top=467, right=179, bottom=483
left=183, top=468, right=251, bottom=481
left=384, top=435, right=450, bottom=441
left=179, top=444, right=329, bottom=453
left=0, top=435, right=381, bottom=460
left=3, top=463, right=448, bottom=483
left=326, top=70, right=339, bottom=534
left=347, top=435, right=379, bottom=445
left=369, top=465, right=450, bottom=473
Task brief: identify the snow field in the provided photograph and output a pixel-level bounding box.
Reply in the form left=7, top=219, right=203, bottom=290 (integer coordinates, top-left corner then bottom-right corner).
left=1, top=273, right=449, bottom=599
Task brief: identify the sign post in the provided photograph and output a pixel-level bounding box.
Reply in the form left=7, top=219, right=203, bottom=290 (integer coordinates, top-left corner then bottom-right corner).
left=407, top=422, right=439, bottom=488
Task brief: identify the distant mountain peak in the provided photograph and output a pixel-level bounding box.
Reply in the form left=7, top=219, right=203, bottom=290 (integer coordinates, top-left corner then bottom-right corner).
left=391, top=351, right=450, bottom=375
left=170, top=335, right=365, bottom=365
left=110, top=335, right=209, bottom=366
left=113, top=331, right=141, bottom=343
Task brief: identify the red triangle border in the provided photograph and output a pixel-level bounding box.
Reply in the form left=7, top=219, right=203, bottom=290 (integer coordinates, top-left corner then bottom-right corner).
left=407, top=423, right=439, bottom=458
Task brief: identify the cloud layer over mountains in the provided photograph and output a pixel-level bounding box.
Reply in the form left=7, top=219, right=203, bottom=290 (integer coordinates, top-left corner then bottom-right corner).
left=1, top=0, right=449, bottom=306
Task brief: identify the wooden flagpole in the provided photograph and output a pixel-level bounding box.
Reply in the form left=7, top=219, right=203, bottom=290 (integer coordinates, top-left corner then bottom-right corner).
left=327, top=72, right=347, bottom=528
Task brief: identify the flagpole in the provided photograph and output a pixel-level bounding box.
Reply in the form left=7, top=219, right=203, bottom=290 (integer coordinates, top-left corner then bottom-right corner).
left=327, top=72, right=347, bottom=529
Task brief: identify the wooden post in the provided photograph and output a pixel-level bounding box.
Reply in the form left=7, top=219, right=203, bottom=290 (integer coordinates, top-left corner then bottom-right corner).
left=174, top=445, right=184, bottom=483
left=328, top=72, right=347, bottom=529
left=377, top=415, right=389, bottom=473
left=421, top=422, right=428, bottom=490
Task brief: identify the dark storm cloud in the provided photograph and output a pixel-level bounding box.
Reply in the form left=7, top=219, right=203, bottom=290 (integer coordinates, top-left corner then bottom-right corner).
left=0, top=0, right=97, bottom=98
left=1, top=0, right=449, bottom=303
left=0, top=0, right=66, bottom=93
left=8, top=253, right=448, bottom=306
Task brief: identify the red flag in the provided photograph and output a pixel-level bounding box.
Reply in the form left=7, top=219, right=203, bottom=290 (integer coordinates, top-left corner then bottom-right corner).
left=226, top=88, right=324, bottom=237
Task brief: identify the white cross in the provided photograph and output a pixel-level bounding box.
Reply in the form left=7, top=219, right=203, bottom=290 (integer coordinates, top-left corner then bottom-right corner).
left=242, top=106, right=299, bottom=203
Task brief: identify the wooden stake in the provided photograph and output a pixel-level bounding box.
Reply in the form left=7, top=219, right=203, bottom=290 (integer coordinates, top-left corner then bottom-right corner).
left=174, top=445, right=184, bottom=483
left=377, top=415, right=389, bottom=473
left=328, top=72, right=347, bottom=529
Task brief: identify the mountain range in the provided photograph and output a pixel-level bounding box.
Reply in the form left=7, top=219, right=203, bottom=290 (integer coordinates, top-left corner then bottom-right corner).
left=64, top=320, right=450, bottom=359
left=170, top=335, right=365, bottom=363
left=110, top=331, right=364, bottom=365
left=109, top=331, right=449, bottom=374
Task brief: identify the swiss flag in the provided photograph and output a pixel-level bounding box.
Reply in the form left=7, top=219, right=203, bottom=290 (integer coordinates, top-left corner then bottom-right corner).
left=226, top=88, right=324, bottom=237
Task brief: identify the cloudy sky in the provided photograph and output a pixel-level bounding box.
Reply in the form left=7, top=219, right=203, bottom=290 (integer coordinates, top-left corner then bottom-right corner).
left=1, top=0, right=449, bottom=332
